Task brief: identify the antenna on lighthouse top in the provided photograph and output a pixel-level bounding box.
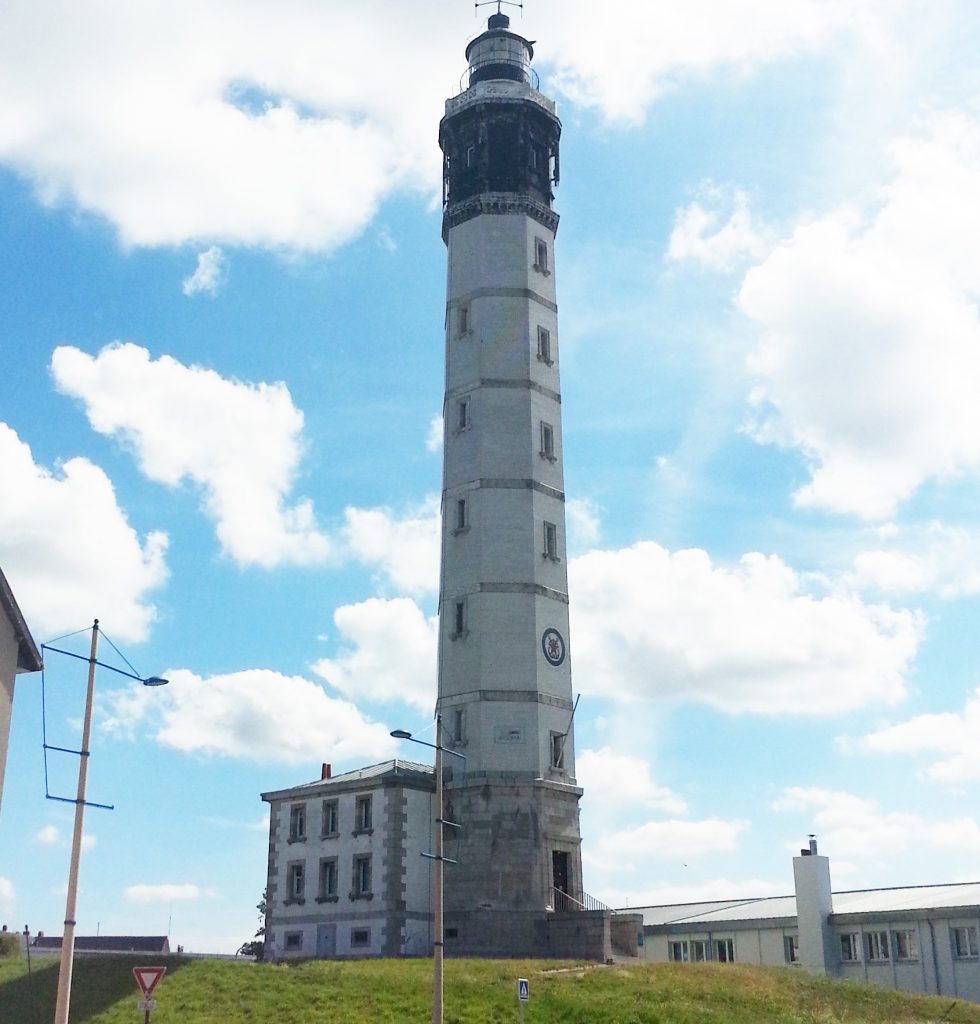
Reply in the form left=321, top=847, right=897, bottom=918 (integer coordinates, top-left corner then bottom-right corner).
left=475, top=0, right=524, bottom=25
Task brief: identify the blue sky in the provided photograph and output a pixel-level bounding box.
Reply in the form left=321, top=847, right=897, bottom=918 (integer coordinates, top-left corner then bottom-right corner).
left=2, top=0, right=980, bottom=952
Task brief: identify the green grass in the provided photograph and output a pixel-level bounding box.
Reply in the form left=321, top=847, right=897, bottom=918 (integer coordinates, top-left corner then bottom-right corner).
left=1, top=955, right=978, bottom=1024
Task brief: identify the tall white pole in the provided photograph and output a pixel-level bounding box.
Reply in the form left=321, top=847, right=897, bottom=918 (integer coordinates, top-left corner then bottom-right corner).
left=53, top=619, right=99, bottom=1024
left=433, top=713, right=444, bottom=1024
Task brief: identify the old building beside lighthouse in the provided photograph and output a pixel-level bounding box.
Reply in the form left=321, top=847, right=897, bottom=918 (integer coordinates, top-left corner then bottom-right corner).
left=261, top=12, right=639, bottom=963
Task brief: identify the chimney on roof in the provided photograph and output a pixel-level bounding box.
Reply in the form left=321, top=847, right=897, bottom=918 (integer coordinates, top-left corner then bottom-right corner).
left=793, top=835, right=833, bottom=974
left=321, top=763, right=331, bottom=780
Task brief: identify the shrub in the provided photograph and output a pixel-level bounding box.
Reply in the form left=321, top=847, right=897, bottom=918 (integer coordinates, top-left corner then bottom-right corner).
left=0, top=933, right=20, bottom=959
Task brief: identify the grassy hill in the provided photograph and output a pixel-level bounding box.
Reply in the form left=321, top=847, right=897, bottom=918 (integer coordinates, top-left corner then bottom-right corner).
left=2, top=954, right=979, bottom=1023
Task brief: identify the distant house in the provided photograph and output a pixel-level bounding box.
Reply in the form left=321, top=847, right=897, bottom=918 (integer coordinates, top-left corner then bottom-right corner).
left=32, top=935, right=171, bottom=955
left=627, top=839, right=980, bottom=1003
left=261, top=759, right=435, bottom=961
left=0, top=567, right=42, bottom=816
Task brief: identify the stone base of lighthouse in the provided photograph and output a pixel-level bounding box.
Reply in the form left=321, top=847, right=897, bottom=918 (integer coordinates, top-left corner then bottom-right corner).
left=440, top=777, right=641, bottom=959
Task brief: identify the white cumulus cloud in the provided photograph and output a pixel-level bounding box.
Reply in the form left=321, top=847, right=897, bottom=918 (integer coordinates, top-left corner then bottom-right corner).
left=857, top=686, right=980, bottom=783
left=772, top=786, right=980, bottom=862
left=0, top=1, right=868, bottom=251
left=569, top=542, right=921, bottom=714
left=35, top=824, right=59, bottom=845
left=51, top=343, right=330, bottom=569
left=0, top=876, right=13, bottom=911
left=182, top=245, right=225, bottom=296
left=850, top=522, right=980, bottom=599
left=593, top=818, right=748, bottom=871
left=0, top=423, right=167, bottom=642
left=667, top=184, right=770, bottom=271
left=124, top=883, right=204, bottom=905
left=100, top=668, right=396, bottom=765
left=741, top=110, right=980, bottom=519
left=578, top=747, right=687, bottom=815
left=311, top=598, right=437, bottom=713
left=341, top=498, right=440, bottom=597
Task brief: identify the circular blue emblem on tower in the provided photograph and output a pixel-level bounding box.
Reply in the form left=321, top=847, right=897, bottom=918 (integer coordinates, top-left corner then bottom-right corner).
left=541, top=628, right=566, bottom=667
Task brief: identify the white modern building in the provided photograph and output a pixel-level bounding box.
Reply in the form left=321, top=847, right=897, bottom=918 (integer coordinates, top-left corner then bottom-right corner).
left=629, top=840, right=980, bottom=1002
left=261, top=760, right=435, bottom=960
left=0, top=566, right=42, bottom=816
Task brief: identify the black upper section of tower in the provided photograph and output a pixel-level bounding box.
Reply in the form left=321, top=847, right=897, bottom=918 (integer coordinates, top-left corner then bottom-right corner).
left=440, top=14, right=560, bottom=214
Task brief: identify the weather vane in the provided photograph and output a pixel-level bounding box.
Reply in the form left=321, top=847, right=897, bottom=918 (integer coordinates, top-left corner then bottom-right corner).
left=474, top=0, right=524, bottom=17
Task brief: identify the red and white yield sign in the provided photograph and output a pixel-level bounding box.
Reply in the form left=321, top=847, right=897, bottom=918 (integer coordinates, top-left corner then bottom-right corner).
left=133, top=966, right=166, bottom=999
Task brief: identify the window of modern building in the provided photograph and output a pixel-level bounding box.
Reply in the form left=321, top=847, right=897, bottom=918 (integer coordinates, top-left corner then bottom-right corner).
left=354, top=795, right=372, bottom=833
left=715, top=938, right=735, bottom=963
left=669, top=940, right=689, bottom=962
left=540, top=421, right=555, bottom=460
left=550, top=731, right=565, bottom=770
left=321, top=799, right=338, bottom=837
left=840, top=933, right=861, bottom=962
left=533, top=237, right=549, bottom=274
left=353, top=854, right=372, bottom=898
left=351, top=927, right=371, bottom=948
left=456, top=398, right=470, bottom=432
left=543, top=521, right=558, bottom=560
left=536, top=325, right=552, bottom=364
left=866, top=931, right=890, bottom=962
left=893, top=929, right=918, bottom=961
left=284, top=932, right=302, bottom=951
left=690, top=939, right=709, bottom=962
left=454, top=498, right=468, bottom=532
left=784, top=935, right=799, bottom=964
left=288, top=803, right=306, bottom=842
left=318, top=858, right=338, bottom=901
left=952, top=926, right=979, bottom=959
left=286, top=861, right=305, bottom=903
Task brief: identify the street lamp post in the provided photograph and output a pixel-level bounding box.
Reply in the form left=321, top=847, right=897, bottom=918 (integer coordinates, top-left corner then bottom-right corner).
left=44, top=620, right=169, bottom=1024
left=390, top=715, right=464, bottom=1024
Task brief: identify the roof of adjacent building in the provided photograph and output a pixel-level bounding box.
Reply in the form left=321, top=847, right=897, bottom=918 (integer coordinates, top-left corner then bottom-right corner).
left=626, top=881, right=980, bottom=928
left=0, top=566, right=42, bottom=673
left=261, top=758, right=434, bottom=802
left=33, top=935, right=170, bottom=952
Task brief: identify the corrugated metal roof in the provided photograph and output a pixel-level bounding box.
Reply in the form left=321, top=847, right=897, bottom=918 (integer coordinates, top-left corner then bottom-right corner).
left=626, top=881, right=980, bottom=928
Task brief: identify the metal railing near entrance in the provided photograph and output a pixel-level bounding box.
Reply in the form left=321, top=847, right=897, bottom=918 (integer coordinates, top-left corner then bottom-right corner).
left=551, top=887, right=616, bottom=914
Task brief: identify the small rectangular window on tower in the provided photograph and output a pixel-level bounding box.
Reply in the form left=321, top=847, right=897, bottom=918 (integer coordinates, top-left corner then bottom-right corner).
left=465, top=144, right=476, bottom=168
left=453, top=599, right=466, bottom=638
left=458, top=304, right=469, bottom=337
left=454, top=498, right=468, bottom=533
left=536, top=326, right=552, bottom=364
left=533, top=237, right=550, bottom=274
left=543, top=521, right=558, bottom=560
left=550, top=731, right=565, bottom=769
left=452, top=707, right=465, bottom=744
left=540, top=421, right=555, bottom=460
left=456, top=398, right=469, bottom=432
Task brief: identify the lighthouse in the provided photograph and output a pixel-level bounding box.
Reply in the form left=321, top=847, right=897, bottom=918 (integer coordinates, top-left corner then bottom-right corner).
left=436, top=10, right=584, bottom=955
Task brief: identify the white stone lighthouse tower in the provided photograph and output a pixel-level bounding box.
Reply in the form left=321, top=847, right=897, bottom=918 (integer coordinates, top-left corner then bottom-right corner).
left=436, top=10, right=585, bottom=956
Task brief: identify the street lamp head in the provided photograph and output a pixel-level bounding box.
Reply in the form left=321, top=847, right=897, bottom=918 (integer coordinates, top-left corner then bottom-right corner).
left=142, top=676, right=169, bottom=687
left=390, top=729, right=413, bottom=740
